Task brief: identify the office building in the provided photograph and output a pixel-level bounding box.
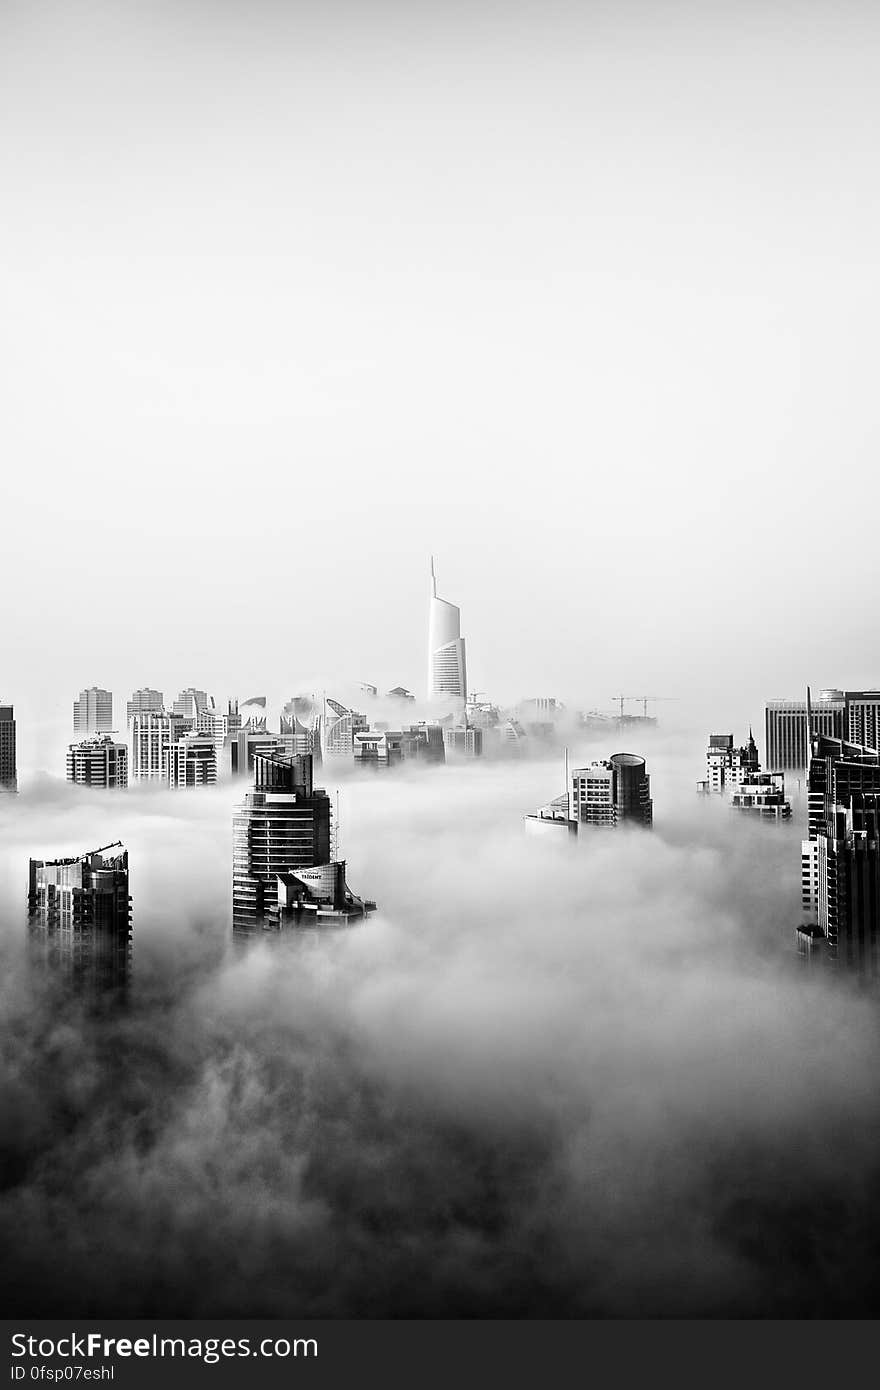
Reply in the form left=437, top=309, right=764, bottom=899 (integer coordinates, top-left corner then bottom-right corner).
left=126, top=688, right=164, bottom=724
left=845, top=690, right=880, bottom=751
left=172, top=688, right=210, bottom=720
left=28, top=845, right=132, bottom=991
left=66, top=735, right=128, bottom=788
left=319, top=697, right=368, bottom=761
left=697, top=731, right=760, bottom=794
left=196, top=698, right=243, bottom=771
left=428, top=557, right=467, bottom=704
left=571, top=754, right=653, bottom=828
left=730, top=771, right=791, bottom=820
left=765, top=692, right=845, bottom=772
left=386, top=686, right=415, bottom=702
left=129, top=710, right=190, bottom=782
left=225, top=726, right=287, bottom=776
left=232, top=753, right=332, bottom=932
left=497, top=718, right=527, bottom=746
left=443, top=726, right=483, bottom=758
left=529, top=753, right=653, bottom=834
left=354, top=729, right=398, bottom=768
left=167, top=731, right=218, bottom=787
left=0, top=702, right=16, bottom=791
left=73, top=687, right=113, bottom=735
left=801, top=730, right=880, bottom=920
left=815, top=793, right=880, bottom=976
left=275, top=861, right=375, bottom=928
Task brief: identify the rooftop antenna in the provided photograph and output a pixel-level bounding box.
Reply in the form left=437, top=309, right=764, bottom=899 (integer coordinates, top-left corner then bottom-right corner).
left=430, top=554, right=437, bottom=597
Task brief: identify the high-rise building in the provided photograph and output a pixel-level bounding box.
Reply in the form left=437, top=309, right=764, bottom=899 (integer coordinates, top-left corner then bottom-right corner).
left=800, top=731, right=880, bottom=920
left=172, top=688, right=210, bottom=720
left=232, top=753, right=332, bottom=932
left=729, top=771, right=791, bottom=820
left=765, top=692, right=845, bottom=772
left=528, top=752, right=653, bottom=834
left=428, top=557, right=467, bottom=704
left=28, top=845, right=132, bottom=992
left=844, top=690, right=880, bottom=751
left=443, top=726, right=483, bottom=758
left=129, top=710, right=190, bottom=783
left=224, top=726, right=286, bottom=777
left=815, top=793, right=880, bottom=976
left=319, top=697, right=368, bottom=761
left=698, top=731, right=760, bottom=794
left=126, top=688, right=164, bottom=724
left=73, top=687, right=113, bottom=735
left=196, top=698, right=242, bottom=771
left=570, top=754, right=653, bottom=828
left=167, top=731, right=218, bottom=787
left=66, top=735, right=128, bottom=788
left=0, top=702, right=16, bottom=791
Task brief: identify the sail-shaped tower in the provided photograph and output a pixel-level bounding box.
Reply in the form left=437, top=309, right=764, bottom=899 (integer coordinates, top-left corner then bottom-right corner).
left=427, top=558, right=467, bottom=704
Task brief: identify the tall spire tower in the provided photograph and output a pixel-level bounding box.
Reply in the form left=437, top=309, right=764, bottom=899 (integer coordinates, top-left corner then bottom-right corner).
left=427, top=557, right=468, bottom=704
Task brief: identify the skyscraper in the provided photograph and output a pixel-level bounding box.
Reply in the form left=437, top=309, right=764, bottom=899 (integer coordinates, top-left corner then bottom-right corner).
left=28, top=845, right=132, bottom=992
left=801, top=731, right=880, bottom=920
left=428, top=557, right=467, bottom=704
left=232, top=753, right=332, bottom=932
left=729, top=771, right=791, bottom=820
left=844, top=690, right=880, bottom=751
left=172, top=688, right=210, bottom=720
left=698, top=731, right=760, bottom=794
left=66, top=735, right=128, bottom=788
left=765, top=692, right=845, bottom=772
left=815, top=793, right=880, bottom=976
left=570, top=754, right=653, bottom=828
left=127, top=688, right=164, bottom=724
left=196, top=698, right=242, bottom=771
left=73, top=687, right=113, bottom=735
left=0, top=702, right=16, bottom=791
left=318, top=697, right=368, bottom=761
left=527, top=752, right=653, bottom=834
left=167, top=731, right=218, bottom=787
left=129, top=710, right=190, bottom=782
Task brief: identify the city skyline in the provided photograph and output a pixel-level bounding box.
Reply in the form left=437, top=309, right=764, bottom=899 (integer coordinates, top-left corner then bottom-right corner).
left=3, top=0, right=880, bottom=1334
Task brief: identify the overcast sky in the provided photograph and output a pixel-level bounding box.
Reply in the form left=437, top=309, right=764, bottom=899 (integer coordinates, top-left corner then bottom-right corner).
left=2, top=0, right=879, bottom=719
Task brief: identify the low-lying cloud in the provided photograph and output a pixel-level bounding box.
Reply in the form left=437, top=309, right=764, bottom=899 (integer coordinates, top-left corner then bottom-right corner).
left=1, top=730, right=879, bottom=1316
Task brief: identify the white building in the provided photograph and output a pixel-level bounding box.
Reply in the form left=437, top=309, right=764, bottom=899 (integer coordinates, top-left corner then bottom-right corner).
left=126, top=688, right=164, bottom=724
left=730, top=771, right=791, bottom=820
left=427, top=557, right=467, bottom=704
left=698, top=731, right=760, bottom=794
left=443, top=726, right=483, bottom=758
left=167, top=731, right=217, bottom=787
left=129, top=710, right=190, bottom=782
left=73, top=687, right=113, bottom=735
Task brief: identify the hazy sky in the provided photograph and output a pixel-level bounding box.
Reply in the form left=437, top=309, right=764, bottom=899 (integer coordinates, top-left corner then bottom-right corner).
left=2, top=1, right=879, bottom=715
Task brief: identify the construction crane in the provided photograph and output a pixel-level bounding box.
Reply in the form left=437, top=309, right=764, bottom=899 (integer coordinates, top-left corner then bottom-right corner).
left=611, top=696, right=678, bottom=719
left=79, top=839, right=124, bottom=859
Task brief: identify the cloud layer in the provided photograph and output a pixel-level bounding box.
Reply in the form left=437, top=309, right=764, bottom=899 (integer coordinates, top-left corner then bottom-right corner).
left=1, top=736, right=879, bottom=1316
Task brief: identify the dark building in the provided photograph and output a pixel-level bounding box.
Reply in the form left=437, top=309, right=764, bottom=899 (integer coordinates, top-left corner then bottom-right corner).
left=232, top=753, right=332, bottom=933
left=0, top=702, right=16, bottom=791
left=816, top=794, right=880, bottom=976
left=27, top=845, right=132, bottom=992
left=800, top=730, right=880, bottom=975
